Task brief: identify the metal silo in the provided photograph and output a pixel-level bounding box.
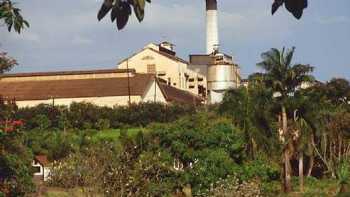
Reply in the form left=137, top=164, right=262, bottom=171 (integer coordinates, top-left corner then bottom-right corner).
left=205, top=0, right=239, bottom=103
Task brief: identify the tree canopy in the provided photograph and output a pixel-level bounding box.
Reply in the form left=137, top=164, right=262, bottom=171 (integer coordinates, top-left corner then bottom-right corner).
left=0, top=0, right=29, bottom=33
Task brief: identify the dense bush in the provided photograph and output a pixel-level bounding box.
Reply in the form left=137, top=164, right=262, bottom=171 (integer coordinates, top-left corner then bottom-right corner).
left=144, top=113, right=248, bottom=195
left=208, top=175, right=262, bottom=197
left=25, top=129, right=80, bottom=161
left=15, top=102, right=196, bottom=130
left=240, top=159, right=279, bottom=182
left=0, top=130, right=34, bottom=196
left=47, top=113, right=251, bottom=196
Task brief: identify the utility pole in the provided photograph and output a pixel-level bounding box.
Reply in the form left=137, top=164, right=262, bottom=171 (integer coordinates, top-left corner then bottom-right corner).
left=154, top=76, right=157, bottom=102
left=127, top=59, right=131, bottom=105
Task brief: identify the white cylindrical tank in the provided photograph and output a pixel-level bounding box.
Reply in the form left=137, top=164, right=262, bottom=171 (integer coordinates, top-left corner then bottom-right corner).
left=207, top=53, right=237, bottom=104
left=206, top=0, right=219, bottom=54
left=207, top=65, right=236, bottom=103
left=205, top=0, right=240, bottom=104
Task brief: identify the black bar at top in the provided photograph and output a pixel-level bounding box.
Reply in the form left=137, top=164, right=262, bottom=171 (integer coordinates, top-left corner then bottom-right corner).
left=206, top=0, right=218, bottom=10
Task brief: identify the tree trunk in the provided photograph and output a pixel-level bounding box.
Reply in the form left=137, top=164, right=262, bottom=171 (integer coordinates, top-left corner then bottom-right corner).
left=299, top=153, right=304, bottom=192
left=282, top=105, right=292, bottom=193
left=307, top=154, right=314, bottom=177
left=307, top=134, right=315, bottom=177
left=339, top=134, right=342, bottom=162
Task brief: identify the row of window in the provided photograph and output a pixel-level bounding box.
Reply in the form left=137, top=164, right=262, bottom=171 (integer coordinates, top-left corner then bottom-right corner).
left=147, top=64, right=206, bottom=97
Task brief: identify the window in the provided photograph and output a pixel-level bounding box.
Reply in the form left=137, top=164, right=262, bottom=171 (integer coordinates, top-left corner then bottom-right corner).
left=198, top=85, right=206, bottom=97
left=168, top=77, right=171, bottom=86
left=189, top=85, right=195, bottom=89
left=157, top=71, right=166, bottom=76
left=198, top=77, right=203, bottom=82
left=33, top=166, right=41, bottom=173
left=147, top=64, right=156, bottom=74
left=189, top=78, right=195, bottom=82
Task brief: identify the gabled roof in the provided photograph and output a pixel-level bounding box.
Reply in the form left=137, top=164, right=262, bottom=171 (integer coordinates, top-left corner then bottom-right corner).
left=1, top=69, right=134, bottom=78
left=34, top=155, right=49, bottom=166
left=0, top=73, right=154, bottom=101
left=148, top=48, right=189, bottom=64
left=158, top=82, right=203, bottom=105
left=117, top=44, right=189, bottom=65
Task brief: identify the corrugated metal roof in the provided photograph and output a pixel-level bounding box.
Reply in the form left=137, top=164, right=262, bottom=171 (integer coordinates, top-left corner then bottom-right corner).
left=158, top=82, right=203, bottom=105
left=0, top=74, right=153, bottom=101
left=0, top=69, right=135, bottom=78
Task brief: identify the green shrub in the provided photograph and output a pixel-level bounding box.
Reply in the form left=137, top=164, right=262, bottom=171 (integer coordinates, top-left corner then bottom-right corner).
left=145, top=113, right=246, bottom=196
left=15, top=102, right=196, bottom=130
left=96, top=119, right=110, bottom=130
left=208, top=176, right=262, bottom=197
left=0, top=129, right=34, bottom=196
left=32, top=114, right=51, bottom=130
left=240, top=159, right=279, bottom=182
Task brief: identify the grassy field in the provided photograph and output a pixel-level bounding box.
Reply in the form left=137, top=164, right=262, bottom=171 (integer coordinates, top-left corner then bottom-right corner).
left=90, top=128, right=143, bottom=143
left=43, top=188, right=100, bottom=197
left=41, top=179, right=340, bottom=197
left=263, top=178, right=339, bottom=197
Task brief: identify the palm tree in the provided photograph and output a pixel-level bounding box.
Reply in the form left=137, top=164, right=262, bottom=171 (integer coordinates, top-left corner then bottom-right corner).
left=291, top=99, right=313, bottom=192
left=219, top=83, right=276, bottom=159
left=257, top=47, right=314, bottom=193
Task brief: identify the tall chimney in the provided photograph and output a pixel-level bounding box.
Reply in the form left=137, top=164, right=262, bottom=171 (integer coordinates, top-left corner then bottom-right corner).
left=206, top=0, right=219, bottom=54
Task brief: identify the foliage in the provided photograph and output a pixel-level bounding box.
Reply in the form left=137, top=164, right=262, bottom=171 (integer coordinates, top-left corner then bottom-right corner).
left=32, top=114, right=51, bottom=131
left=240, top=159, right=280, bottom=182
left=0, top=0, right=29, bottom=33
left=0, top=127, right=34, bottom=196
left=49, top=133, right=179, bottom=196
left=337, top=161, right=350, bottom=185
left=46, top=113, right=247, bottom=196
left=219, top=85, right=279, bottom=159
left=256, top=47, right=314, bottom=99
left=15, top=102, right=196, bottom=130
left=145, top=113, right=246, bottom=195
left=255, top=47, right=314, bottom=193
left=98, top=0, right=308, bottom=31
left=25, top=129, right=79, bottom=161
left=0, top=52, right=17, bottom=74
left=96, top=119, right=110, bottom=130
left=208, top=175, right=262, bottom=197
left=271, top=0, right=308, bottom=19
left=97, top=0, right=151, bottom=30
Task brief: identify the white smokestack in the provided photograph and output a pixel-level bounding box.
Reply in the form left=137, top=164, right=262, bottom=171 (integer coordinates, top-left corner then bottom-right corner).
left=206, top=0, right=219, bottom=54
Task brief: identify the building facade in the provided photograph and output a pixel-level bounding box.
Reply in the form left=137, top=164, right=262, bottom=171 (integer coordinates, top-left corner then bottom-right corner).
left=0, top=69, right=202, bottom=108
left=118, top=42, right=208, bottom=99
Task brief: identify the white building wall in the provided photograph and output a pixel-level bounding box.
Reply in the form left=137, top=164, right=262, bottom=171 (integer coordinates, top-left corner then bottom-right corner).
left=118, top=48, right=188, bottom=90
left=32, top=161, right=43, bottom=176
left=142, top=80, right=167, bottom=103
left=118, top=45, right=207, bottom=96
left=43, top=167, right=51, bottom=182
left=16, top=96, right=143, bottom=108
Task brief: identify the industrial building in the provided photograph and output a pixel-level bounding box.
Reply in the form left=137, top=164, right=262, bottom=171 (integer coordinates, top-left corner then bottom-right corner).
left=119, top=0, right=241, bottom=104
left=0, top=69, right=202, bottom=108
left=0, top=0, right=241, bottom=107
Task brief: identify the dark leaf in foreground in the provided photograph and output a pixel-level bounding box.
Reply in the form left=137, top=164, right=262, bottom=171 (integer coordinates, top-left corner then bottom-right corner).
left=97, top=0, right=113, bottom=21
left=272, top=0, right=284, bottom=15
left=116, top=2, right=132, bottom=30
left=271, top=0, right=308, bottom=20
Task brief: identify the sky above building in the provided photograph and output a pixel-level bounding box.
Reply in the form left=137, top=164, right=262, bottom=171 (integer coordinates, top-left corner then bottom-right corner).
left=0, top=0, right=349, bottom=81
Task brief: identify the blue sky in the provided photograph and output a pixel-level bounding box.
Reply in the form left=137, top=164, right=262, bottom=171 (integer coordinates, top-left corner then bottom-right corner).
left=1, top=0, right=349, bottom=81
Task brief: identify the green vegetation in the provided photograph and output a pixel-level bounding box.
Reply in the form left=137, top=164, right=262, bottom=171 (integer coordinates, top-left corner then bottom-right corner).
left=1, top=48, right=350, bottom=196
